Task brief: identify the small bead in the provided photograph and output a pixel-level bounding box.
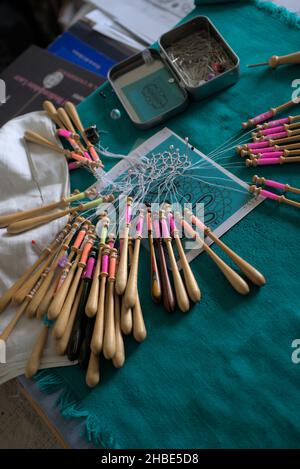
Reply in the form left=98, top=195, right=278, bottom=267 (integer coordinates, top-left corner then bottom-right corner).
left=110, top=109, right=121, bottom=120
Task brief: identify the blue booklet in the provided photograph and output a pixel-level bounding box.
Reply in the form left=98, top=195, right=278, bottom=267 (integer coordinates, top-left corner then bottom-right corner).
left=48, top=31, right=116, bottom=78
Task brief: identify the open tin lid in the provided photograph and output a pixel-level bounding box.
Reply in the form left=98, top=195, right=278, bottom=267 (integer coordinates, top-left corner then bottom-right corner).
left=108, top=16, right=240, bottom=129
left=108, top=48, right=188, bottom=129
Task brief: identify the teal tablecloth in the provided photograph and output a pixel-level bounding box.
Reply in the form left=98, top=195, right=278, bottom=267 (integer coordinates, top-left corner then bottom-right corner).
left=36, top=1, right=300, bottom=448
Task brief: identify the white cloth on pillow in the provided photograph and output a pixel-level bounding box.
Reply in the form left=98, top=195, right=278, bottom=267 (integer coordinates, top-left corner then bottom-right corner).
left=0, top=111, right=74, bottom=384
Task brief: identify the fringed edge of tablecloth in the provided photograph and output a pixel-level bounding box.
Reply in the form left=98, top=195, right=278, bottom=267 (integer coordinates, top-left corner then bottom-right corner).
left=254, top=0, right=300, bottom=30
left=34, top=369, right=119, bottom=449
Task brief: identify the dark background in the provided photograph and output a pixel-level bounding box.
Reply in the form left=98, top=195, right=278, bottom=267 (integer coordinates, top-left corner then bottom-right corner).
left=0, top=0, right=65, bottom=72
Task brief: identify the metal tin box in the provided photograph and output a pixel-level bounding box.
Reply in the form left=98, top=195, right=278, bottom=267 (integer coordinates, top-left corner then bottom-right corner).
left=108, top=16, right=240, bottom=129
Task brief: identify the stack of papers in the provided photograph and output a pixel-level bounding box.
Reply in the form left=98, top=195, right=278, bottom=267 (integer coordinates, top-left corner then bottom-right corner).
left=85, top=0, right=194, bottom=51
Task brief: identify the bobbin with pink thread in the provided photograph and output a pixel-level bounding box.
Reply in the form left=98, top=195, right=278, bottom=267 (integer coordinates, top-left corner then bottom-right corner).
left=250, top=187, right=280, bottom=201
left=266, top=131, right=288, bottom=139
left=259, top=125, right=284, bottom=136
left=252, top=175, right=300, bottom=195
left=160, top=215, right=171, bottom=239
left=255, top=151, right=284, bottom=159
left=57, top=129, right=73, bottom=139
left=135, top=211, right=144, bottom=238
left=250, top=183, right=300, bottom=209
left=248, top=147, right=277, bottom=155
left=167, top=211, right=176, bottom=236
left=259, top=117, right=289, bottom=129
left=126, top=203, right=133, bottom=225
left=242, top=110, right=274, bottom=129
left=247, top=141, right=272, bottom=150
left=153, top=216, right=161, bottom=239
left=246, top=157, right=281, bottom=167
left=252, top=175, right=286, bottom=191
left=101, top=247, right=110, bottom=275
left=84, top=254, right=96, bottom=280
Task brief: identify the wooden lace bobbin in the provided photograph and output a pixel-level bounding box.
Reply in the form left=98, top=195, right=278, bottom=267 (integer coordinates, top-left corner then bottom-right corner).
left=25, top=325, right=49, bottom=379
left=284, top=149, right=300, bottom=157
left=176, top=213, right=250, bottom=295
left=7, top=209, right=70, bottom=235
left=255, top=122, right=300, bottom=138
left=185, top=209, right=265, bottom=287
left=86, top=352, right=100, bottom=388
left=0, top=188, right=91, bottom=229
left=165, top=208, right=201, bottom=303
left=159, top=211, right=190, bottom=313
left=256, top=115, right=300, bottom=130
left=267, top=135, right=300, bottom=146
left=46, top=221, right=91, bottom=319
left=57, top=252, right=95, bottom=355
left=64, top=101, right=89, bottom=145
left=252, top=175, right=300, bottom=195
left=85, top=245, right=102, bottom=318
left=85, top=214, right=109, bottom=317
left=123, top=210, right=144, bottom=310
left=64, top=101, right=100, bottom=162
left=57, top=107, right=89, bottom=158
left=90, top=246, right=110, bottom=354
left=56, top=281, right=84, bottom=355
left=274, top=142, right=300, bottom=151
left=27, top=218, right=84, bottom=319
left=115, top=197, right=133, bottom=295
left=240, top=142, right=300, bottom=158
left=78, top=313, right=96, bottom=370
left=0, top=269, right=47, bottom=353
left=36, top=220, right=88, bottom=319
left=246, top=155, right=300, bottom=167
left=57, top=220, right=93, bottom=290
left=23, top=130, right=95, bottom=167
left=0, top=195, right=68, bottom=228
left=283, top=122, right=300, bottom=131
left=112, top=290, right=125, bottom=368
left=120, top=236, right=134, bottom=335
left=243, top=146, right=300, bottom=159
left=25, top=266, right=52, bottom=318
left=6, top=193, right=107, bottom=235
left=24, top=129, right=100, bottom=175
left=52, top=233, right=95, bottom=338
left=103, top=248, right=118, bottom=359
left=47, top=249, right=82, bottom=321
left=0, top=300, right=28, bottom=347
left=146, top=208, right=162, bottom=303
left=43, top=100, right=65, bottom=128
left=128, top=238, right=146, bottom=343
left=153, top=213, right=176, bottom=313
left=0, top=225, right=67, bottom=314
left=120, top=289, right=133, bottom=335
left=67, top=266, right=95, bottom=362
left=249, top=185, right=300, bottom=209
left=242, top=99, right=298, bottom=129
left=13, top=241, right=63, bottom=305
left=256, top=128, right=300, bottom=141
left=56, top=106, right=78, bottom=135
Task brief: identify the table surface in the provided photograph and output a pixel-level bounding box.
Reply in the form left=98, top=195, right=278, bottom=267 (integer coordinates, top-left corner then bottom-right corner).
left=15, top=0, right=300, bottom=449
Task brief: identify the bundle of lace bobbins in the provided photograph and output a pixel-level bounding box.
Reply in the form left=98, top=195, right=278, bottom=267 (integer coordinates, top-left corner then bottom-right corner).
left=248, top=175, right=300, bottom=210
left=0, top=188, right=267, bottom=387
left=236, top=98, right=300, bottom=167
left=42, top=100, right=102, bottom=171
left=0, top=112, right=268, bottom=386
